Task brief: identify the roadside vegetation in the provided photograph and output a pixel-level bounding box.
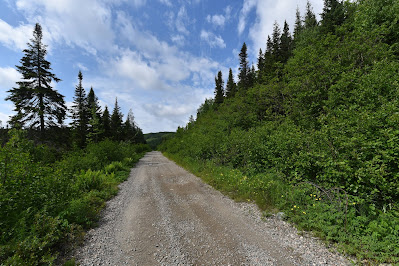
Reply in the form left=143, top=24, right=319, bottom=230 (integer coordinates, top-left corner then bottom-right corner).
left=161, top=0, right=399, bottom=263
left=0, top=23, right=150, bottom=264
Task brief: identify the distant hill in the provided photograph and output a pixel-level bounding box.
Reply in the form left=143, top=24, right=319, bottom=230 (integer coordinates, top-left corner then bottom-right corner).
left=144, top=132, right=175, bottom=150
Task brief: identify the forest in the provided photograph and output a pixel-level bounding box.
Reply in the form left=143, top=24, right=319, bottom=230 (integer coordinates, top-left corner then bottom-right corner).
left=161, top=0, right=399, bottom=263
left=0, top=24, right=150, bottom=264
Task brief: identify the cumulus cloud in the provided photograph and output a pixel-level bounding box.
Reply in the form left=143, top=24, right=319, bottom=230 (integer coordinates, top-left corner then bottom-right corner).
left=0, top=20, right=32, bottom=50
left=15, top=0, right=115, bottom=54
left=200, top=30, right=226, bottom=49
left=239, top=0, right=323, bottom=59
left=206, top=5, right=232, bottom=28
left=0, top=67, right=21, bottom=95
left=171, top=34, right=185, bottom=46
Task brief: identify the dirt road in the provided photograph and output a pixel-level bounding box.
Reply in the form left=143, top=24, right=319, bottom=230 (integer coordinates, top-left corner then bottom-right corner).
left=74, top=151, right=350, bottom=265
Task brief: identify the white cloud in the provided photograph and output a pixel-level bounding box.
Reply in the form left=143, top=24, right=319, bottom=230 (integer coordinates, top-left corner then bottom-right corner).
left=0, top=67, right=21, bottom=96
left=75, top=63, right=89, bottom=71
left=238, top=0, right=257, bottom=36
left=15, top=0, right=116, bottom=54
left=0, top=20, right=32, bottom=50
left=206, top=5, right=232, bottom=28
left=159, top=0, right=172, bottom=6
left=247, top=0, right=323, bottom=59
left=200, top=30, right=226, bottom=49
left=171, top=34, right=185, bottom=46
left=176, top=6, right=190, bottom=35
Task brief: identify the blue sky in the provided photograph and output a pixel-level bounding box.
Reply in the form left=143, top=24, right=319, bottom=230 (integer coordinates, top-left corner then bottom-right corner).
left=0, top=0, right=323, bottom=133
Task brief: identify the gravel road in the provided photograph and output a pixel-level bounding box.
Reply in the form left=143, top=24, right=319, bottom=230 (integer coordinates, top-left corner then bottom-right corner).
left=74, top=151, right=350, bottom=265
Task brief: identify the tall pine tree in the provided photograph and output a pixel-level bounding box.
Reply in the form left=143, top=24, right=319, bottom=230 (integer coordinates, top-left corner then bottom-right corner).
left=293, top=7, right=304, bottom=40
left=320, top=0, right=345, bottom=34
left=225, top=68, right=237, bottom=98
left=102, top=106, right=111, bottom=139
left=304, top=1, right=318, bottom=29
left=6, top=23, right=66, bottom=135
left=110, top=98, right=123, bottom=141
left=280, top=21, right=293, bottom=63
left=70, top=70, right=88, bottom=148
left=238, top=42, right=249, bottom=91
left=214, top=71, right=224, bottom=105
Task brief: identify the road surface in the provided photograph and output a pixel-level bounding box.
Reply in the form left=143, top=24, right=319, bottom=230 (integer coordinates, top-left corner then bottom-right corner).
left=74, top=151, right=349, bottom=265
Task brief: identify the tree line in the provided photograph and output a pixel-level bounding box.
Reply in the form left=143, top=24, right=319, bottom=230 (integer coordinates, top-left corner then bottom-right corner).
left=162, top=0, right=399, bottom=263
left=4, top=23, right=145, bottom=148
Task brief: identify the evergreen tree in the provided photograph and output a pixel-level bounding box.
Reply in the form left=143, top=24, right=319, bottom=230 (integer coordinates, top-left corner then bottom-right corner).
left=102, top=106, right=111, bottom=139
left=70, top=70, right=88, bottom=148
left=271, top=22, right=282, bottom=60
left=293, top=7, right=304, bottom=40
left=225, top=68, right=237, bottom=98
left=248, top=64, right=256, bottom=88
left=321, top=0, right=345, bottom=34
left=280, top=21, right=293, bottom=63
left=6, top=23, right=66, bottom=135
left=87, top=107, right=103, bottom=143
left=257, top=48, right=265, bottom=72
left=304, top=1, right=318, bottom=29
left=110, top=98, right=123, bottom=141
left=214, top=71, right=224, bottom=105
left=87, top=87, right=101, bottom=118
left=238, top=42, right=249, bottom=90
left=123, top=109, right=137, bottom=142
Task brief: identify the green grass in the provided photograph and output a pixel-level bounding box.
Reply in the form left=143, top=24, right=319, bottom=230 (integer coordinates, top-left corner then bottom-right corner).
left=163, top=152, right=399, bottom=264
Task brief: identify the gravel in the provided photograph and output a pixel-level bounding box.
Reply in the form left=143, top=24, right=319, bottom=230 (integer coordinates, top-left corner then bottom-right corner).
left=72, top=151, right=351, bottom=265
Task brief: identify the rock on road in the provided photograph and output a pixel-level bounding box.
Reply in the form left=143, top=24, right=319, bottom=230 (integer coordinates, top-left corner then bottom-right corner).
left=74, top=151, right=350, bottom=265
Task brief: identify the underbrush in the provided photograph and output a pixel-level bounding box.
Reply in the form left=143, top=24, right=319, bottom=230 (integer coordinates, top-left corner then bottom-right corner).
left=0, top=130, right=150, bottom=265
left=164, top=152, right=399, bottom=264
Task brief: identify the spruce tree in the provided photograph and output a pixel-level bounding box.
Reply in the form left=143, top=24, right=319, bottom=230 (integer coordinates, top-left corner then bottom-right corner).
left=6, top=23, right=66, bottom=135
left=321, top=0, right=345, bottom=34
left=214, top=71, right=224, bottom=105
left=280, top=21, right=293, bottom=63
left=87, top=87, right=101, bottom=118
left=70, top=70, right=88, bottom=148
left=304, top=1, right=318, bottom=29
left=238, top=42, right=249, bottom=91
left=225, top=68, right=237, bottom=98
left=293, top=7, right=304, bottom=40
left=257, top=48, right=265, bottom=72
left=271, top=22, right=282, bottom=59
left=123, top=109, right=137, bottom=142
left=102, top=106, right=111, bottom=139
left=87, top=107, right=103, bottom=143
left=110, top=98, right=123, bottom=141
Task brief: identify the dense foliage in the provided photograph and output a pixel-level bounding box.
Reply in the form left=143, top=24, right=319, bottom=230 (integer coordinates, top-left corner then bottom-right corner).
left=1, top=22, right=150, bottom=265
left=0, top=130, right=150, bottom=264
left=161, top=0, right=399, bottom=263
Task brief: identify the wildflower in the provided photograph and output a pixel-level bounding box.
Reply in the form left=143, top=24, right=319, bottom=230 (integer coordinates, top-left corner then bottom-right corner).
left=313, top=204, right=315, bottom=206
left=303, top=211, right=306, bottom=214
left=310, top=194, right=313, bottom=197
left=294, top=205, right=297, bottom=208
left=291, top=208, right=294, bottom=211
left=281, top=195, right=284, bottom=198
left=353, top=202, right=356, bottom=205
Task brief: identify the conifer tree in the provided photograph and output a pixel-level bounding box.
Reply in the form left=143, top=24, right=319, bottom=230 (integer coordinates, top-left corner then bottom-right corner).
left=257, top=48, right=265, bottom=72
left=110, top=98, right=123, bottom=141
left=248, top=65, right=256, bottom=88
left=304, top=1, right=318, bottom=29
left=123, top=109, right=137, bottom=142
left=214, top=71, right=224, bottom=105
left=6, top=23, right=66, bottom=135
left=87, top=87, right=101, bottom=118
left=102, top=106, right=111, bottom=139
left=280, top=21, right=293, bottom=63
left=238, top=42, right=249, bottom=90
left=271, top=22, right=282, bottom=60
left=225, top=68, right=237, bottom=98
left=87, top=107, right=103, bottom=143
left=294, top=7, right=304, bottom=39
left=321, top=0, right=345, bottom=33
left=70, top=70, right=88, bottom=148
